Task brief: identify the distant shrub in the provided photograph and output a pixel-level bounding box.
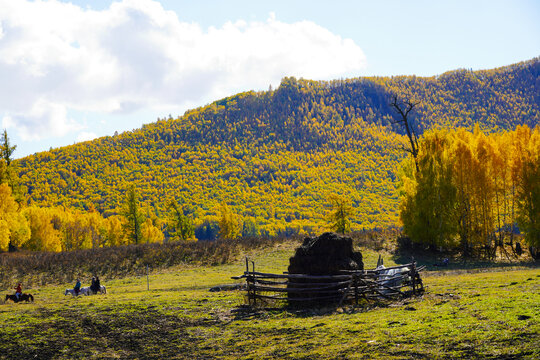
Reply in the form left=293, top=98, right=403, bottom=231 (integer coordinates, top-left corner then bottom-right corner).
left=350, top=228, right=398, bottom=252
left=396, top=234, right=413, bottom=252
left=194, top=219, right=220, bottom=241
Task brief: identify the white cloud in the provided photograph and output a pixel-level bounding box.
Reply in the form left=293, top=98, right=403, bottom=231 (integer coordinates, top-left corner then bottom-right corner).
left=76, top=131, right=98, bottom=143
left=2, top=99, right=83, bottom=141
left=0, top=0, right=367, bottom=141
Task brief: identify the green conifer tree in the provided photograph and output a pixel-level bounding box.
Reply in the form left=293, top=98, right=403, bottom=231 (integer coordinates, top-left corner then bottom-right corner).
left=168, top=199, right=194, bottom=241
left=122, top=184, right=144, bottom=244
left=328, top=194, right=354, bottom=234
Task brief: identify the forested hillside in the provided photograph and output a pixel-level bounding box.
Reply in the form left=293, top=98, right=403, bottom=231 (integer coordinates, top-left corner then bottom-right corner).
left=17, top=58, right=540, bottom=238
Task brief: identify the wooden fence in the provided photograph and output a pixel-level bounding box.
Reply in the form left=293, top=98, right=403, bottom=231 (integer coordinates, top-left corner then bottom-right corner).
left=233, top=259, right=425, bottom=306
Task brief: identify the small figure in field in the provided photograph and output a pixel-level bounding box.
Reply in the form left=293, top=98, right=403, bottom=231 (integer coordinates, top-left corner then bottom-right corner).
left=14, top=283, right=22, bottom=301
left=74, top=279, right=81, bottom=295
left=90, top=276, right=101, bottom=294
left=434, top=258, right=449, bottom=267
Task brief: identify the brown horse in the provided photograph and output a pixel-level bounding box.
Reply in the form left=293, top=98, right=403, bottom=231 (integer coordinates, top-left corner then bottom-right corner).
left=5, top=293, right=34, bottom=303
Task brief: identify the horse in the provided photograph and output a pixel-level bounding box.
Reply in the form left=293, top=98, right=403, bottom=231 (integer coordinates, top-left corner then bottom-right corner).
left=64, top=286, right=91, bottom=296
left=376, top=265, right=410, bottom=295
left=89, top=285, right=107, bottom=295
left=5, top=293, right=34, bottom=303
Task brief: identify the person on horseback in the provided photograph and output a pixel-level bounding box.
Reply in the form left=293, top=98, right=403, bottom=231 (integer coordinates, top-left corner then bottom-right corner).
left=90, top=275, right=101, bottom=294
left=90, top=276, right=100, bottom=293
left=74, top=279, right=81, bottom=295
left=14, top=283, right=22, bottom=300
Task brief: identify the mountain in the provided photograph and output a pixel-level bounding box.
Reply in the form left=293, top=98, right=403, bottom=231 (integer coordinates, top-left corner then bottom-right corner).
left=17, top=58, right=540, bottom=237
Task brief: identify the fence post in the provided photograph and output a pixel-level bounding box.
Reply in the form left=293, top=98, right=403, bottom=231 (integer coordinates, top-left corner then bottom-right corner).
left=354, top=274, right=359, bottom=306
left=411, top=261, right=417, bottom=294
left=245, top=257, right=250, bottom=305
left=146, top=264, right=149, bottom=291
left=251, top=261, right=256, bottom=306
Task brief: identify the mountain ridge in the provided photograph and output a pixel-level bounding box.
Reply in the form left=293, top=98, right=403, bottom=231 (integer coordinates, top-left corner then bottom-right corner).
left=17, top=58, right=540, bottom=236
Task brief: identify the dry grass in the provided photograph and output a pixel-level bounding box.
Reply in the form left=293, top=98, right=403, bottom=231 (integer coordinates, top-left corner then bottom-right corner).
left=0, top=236, right=293, bottom=289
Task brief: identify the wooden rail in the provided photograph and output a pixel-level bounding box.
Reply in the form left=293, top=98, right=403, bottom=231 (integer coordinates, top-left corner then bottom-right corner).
left=233, top=258, right=424, bottom=306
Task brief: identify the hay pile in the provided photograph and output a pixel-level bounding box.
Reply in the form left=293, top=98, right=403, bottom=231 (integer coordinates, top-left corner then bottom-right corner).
left=288, top=232, right=363, bottom=275
left=287, top=232, right=363, bottom=304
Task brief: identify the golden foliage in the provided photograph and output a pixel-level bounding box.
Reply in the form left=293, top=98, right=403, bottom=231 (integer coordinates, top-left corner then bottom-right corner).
left=218, top=203, right=241, bottom=240
left=141, top=218, right=164, bottom=244
left=400, top=125, right=540, bottom=257
left=0, top=183, right=30, bottom=251
left=9, top=58, right=540, bottom=246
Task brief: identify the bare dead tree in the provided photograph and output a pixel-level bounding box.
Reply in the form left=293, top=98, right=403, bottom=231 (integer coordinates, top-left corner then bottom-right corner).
left=390, top=95, right=420, bottom=173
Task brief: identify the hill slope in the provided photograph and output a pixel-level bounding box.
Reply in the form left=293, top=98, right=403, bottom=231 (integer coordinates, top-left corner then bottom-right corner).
left=17, top=58, right=540, bottom=236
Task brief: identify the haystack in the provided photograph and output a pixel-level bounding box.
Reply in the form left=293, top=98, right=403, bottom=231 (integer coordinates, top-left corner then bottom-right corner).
left=287, top=232, right=363, bottom=304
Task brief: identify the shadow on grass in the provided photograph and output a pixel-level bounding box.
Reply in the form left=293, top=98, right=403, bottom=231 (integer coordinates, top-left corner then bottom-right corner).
left=391, top=250, right=539, bottom=274
left=230, top=294, right=424, bottom=321
left=0, top=305, right=219, bottom=360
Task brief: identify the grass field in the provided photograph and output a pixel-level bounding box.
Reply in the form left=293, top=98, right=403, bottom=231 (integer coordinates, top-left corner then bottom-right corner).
left=1, top=242, right=538, bottom=359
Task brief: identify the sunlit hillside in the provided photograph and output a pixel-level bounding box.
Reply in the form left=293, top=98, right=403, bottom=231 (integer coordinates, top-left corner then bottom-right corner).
left=17, top=58, right=540, bottom=237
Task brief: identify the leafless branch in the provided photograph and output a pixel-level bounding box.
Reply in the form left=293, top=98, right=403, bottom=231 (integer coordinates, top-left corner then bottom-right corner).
left=390, top=94, right=421, bottom=172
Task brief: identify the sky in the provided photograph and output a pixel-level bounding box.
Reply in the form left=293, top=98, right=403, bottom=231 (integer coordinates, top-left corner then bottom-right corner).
left=1, top=0, right=539, bottom=158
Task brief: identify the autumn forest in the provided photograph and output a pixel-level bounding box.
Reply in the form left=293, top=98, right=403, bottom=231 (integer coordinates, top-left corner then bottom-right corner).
left=1, top=58, right=539, bottom=258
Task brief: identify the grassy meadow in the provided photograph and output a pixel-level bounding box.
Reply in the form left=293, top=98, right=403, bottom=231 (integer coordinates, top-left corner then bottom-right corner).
left=0, top=241, right=538, bottom=359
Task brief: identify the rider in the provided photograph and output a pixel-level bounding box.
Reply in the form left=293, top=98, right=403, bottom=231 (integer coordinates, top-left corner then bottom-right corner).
left=90, top=276, right=101, bottom=294
left=14, top=283, right=22, bottom=300
left=74, top=279, right=81, bottom=295
left=90, top=276, right=97, bottom=293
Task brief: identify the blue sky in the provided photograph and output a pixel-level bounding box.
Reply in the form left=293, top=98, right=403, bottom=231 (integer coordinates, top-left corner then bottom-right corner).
left=1, top=0, right=539, bottom=158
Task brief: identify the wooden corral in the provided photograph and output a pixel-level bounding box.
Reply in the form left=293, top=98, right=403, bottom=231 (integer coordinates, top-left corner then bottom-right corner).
left=233, top=258, right=425, bottom=307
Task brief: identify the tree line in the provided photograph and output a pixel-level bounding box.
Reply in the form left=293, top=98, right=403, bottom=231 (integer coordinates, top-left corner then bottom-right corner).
left=3, top=123, right=539, bottom=258
left=3, top=59, right=539, bottom=251
left=400, top=125, right=539, bottom=259
left=15, top=59, right=539, bottom=237
left=1, top=126, right=361, bottom=252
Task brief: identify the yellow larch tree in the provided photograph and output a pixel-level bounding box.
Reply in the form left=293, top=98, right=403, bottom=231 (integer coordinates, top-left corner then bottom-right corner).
left=0, top=183, right=30, bottom=251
